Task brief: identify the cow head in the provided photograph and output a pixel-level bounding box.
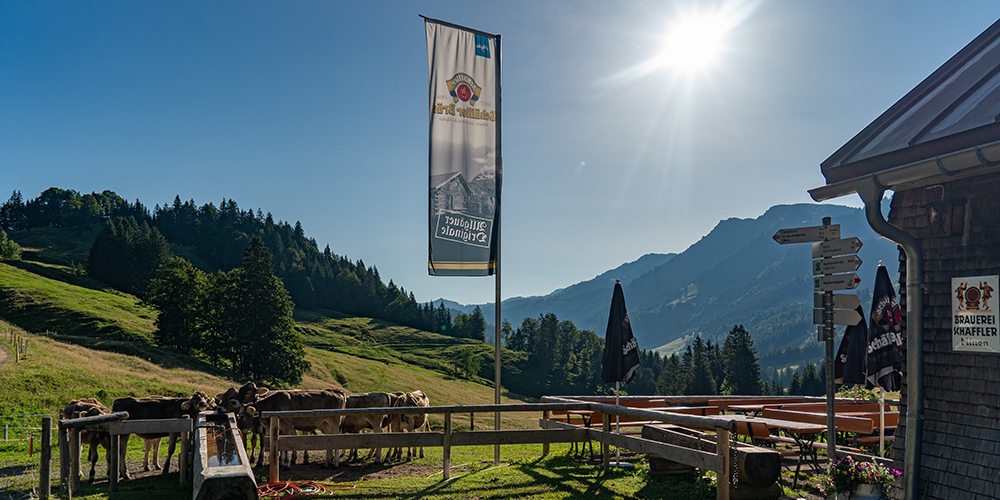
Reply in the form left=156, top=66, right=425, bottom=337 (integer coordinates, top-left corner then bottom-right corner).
left=180, top=391, right=212, bottom=414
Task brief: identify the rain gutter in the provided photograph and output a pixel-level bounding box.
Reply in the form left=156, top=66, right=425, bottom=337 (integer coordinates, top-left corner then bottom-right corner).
left=855, top=178, right=923, bottom=500
left=809, top=140, right=1000, bottom=202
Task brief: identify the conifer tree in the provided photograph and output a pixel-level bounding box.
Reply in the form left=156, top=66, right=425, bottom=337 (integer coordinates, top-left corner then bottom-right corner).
left=147, top=257, right=207, bottom=354
left=208, top=236, right=309, bottom=385
left=722, top=324, right=763, bottom=395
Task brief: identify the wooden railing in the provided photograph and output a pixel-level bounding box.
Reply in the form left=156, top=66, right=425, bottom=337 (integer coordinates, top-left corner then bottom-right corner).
left=262, top=400, right=742, bottom=500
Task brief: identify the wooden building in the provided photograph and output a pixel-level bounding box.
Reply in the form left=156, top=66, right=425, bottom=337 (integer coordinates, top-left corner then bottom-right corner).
left=811, top=19, right=1000, bottom=500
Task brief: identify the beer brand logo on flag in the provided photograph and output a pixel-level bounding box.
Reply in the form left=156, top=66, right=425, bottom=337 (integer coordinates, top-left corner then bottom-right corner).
left=446, top=73, right=482, bottom=106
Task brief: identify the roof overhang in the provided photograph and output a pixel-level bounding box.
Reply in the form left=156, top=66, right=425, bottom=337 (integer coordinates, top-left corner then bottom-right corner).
left=809, top=138, right=1000, bottom=201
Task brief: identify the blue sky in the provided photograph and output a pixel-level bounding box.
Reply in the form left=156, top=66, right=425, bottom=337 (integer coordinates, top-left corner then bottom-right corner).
left=3, top=1, right=999, bottom=305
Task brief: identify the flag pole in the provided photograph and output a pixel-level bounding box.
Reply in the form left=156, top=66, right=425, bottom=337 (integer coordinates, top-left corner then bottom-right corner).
left=493, top=31, right=503, bottom=466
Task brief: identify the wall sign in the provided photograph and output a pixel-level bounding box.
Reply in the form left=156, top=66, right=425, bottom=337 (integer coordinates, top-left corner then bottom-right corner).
left=952, top=275, right=999, bottom=353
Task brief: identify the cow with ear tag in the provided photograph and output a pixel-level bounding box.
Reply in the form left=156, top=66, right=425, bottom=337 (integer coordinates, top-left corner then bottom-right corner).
left=111, top=391, right=211, bottom=480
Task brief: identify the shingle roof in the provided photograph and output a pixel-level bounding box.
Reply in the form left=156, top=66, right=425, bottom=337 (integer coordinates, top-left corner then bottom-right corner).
left=819, top=18, right=1000, bottom=187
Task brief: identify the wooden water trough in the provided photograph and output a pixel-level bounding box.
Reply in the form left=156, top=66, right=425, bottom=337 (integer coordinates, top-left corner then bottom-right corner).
left=191, top=411, right=257, bottom=500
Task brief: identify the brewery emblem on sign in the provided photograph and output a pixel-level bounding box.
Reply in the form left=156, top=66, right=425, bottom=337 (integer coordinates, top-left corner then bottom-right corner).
left=952, top=275, right=1000, bottom=353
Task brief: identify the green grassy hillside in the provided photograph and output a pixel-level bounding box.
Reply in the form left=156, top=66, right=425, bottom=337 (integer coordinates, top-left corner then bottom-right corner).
left=0, top=241, right=536, bottom=430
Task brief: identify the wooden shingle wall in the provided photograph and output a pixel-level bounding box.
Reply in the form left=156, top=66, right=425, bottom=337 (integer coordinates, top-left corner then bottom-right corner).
left=888, top=171, right=1000, bottom=500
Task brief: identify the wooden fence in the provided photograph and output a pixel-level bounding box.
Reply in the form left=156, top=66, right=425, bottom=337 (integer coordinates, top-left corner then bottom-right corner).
left=262, top=400, right=742, bottom=500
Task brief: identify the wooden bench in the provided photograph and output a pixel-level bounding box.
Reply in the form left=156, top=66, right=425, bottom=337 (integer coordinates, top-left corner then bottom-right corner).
left=761, top=408, right=874, bottom=435
left=708, top=398, right=809, bottom=412
left=773, top=401, right=891, bottom=413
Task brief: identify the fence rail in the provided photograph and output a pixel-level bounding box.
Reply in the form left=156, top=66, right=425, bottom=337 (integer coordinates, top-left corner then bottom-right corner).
left=261, top=401, right=739, bottom=500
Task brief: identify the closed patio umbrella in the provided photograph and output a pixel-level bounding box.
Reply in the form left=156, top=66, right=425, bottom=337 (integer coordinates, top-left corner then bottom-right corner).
left=866, top=263, right=904, bottom=456
left=601, top=279, right=640, bottom=468
left=834, top=305, right=869, bottom=387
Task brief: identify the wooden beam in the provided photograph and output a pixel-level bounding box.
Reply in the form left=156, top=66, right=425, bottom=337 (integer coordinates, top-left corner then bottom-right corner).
left=443, top=412, right=451, bottom=481
left=450, top=429, right=588, bottom=446
left=596, top=430, right=723, bottom=472
left=106, top=418, right=192, bottom=435
left=40, top=417, right=51, bottom=500
left=269, top=417, right=279, bottom=483
left=717, top=428, right=731, bottom=500
left=60, top=412, right=129, bottom=429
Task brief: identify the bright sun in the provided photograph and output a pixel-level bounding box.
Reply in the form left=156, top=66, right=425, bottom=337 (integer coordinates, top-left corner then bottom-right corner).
left=658, top=11, right=734, bottom=74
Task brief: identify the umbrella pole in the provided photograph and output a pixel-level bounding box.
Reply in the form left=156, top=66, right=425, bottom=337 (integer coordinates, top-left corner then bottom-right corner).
left=879, top=387, right=886, bottom=457
left=615, top=381, right=621, bottom=465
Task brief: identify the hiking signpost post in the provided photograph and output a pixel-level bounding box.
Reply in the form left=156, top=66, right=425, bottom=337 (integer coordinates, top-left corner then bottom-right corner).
left=774, top=216, right=863, bottom=463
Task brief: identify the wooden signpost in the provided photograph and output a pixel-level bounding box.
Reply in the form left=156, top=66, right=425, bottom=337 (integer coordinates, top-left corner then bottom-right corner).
left=774, top=217, right=865, bottom=463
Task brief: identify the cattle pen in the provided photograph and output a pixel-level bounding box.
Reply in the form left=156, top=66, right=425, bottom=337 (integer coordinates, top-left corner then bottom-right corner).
left=262, top=399, right=742, bottom=500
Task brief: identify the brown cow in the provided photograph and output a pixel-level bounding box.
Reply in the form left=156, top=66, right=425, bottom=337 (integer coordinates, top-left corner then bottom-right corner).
left=390, top=390, right=430, bottom=460
left=110, top=392, right=211, bottom=479
left=217, top=382, right=268, bottom=460
left=61, top=398, right=111, bottom=483
left=243, top=389, right=347, bottom=469
left=340, top=392, right=394, bottom=462
left=215, top=381, right=266, bottom=415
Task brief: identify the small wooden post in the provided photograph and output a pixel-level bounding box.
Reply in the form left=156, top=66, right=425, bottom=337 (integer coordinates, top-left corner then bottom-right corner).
left=541, top=410, right=550, bottom=456
left=15, top=338, right=19, bottom=363
left=109, top=435, right=120, bottom=493
left=58, top=424, right=70, bottom=499
left=442, top=412, right=452, bottom=481
left=602, top=414, right=610, bottom=473
left=40, top=417, right=51, bottom=499
left=22, top=339, right=27, bottom=358
left=470, top=412, right=475, bottom=431
left=70, top=413, right=82, bottom=491
left=179, top=415, right=191, bottom=487
left=269, top=416, right=279, bottom=483
left=716, top=427, right=731, bottom=500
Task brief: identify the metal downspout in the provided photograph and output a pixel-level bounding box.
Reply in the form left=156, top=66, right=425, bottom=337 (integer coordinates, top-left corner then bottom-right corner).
left=856, top=177, right=923, bottom=500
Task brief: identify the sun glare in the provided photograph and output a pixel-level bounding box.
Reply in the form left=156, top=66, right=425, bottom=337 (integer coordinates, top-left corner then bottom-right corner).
left=659, top=11, right=734, bottom=74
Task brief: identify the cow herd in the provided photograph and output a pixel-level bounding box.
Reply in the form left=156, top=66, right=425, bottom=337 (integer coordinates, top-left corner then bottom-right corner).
left=59, top=383, right=431, bottom=484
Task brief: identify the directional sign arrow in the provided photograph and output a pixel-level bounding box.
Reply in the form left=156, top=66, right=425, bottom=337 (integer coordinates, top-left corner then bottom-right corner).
left=814, top=293, right=862, bottom=310
left=814, top=308, right=863, bottom=326
left=812, top=237, right=863, bottom=258
left=773, top=224, right=841, bottom=244
left=813, top=255, right=863, bottom=275
left=814, top=273, right=862, bottom=291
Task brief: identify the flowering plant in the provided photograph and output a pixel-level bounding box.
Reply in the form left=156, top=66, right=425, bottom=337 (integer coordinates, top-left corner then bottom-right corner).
left=818, top=456, right=902, bottom=494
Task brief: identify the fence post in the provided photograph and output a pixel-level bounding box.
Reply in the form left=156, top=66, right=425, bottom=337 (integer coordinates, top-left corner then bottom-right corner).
left=23, top=338, right=28, bottom=358
left=40, top=416, right=51, bottom=500
left=180, top=415, right=191, bottom=487
left=58, top=423, right=71, bottom=500
left=269, top=416, right=279, bottom=483
left=470, top=412, right=474, bottom=431
left=70, top=413, right=82, bottom=492
left=15, top=338, right=19, bottom=363
left=442, top=411, right=452, bottom=481
left=602, top=414, right=610, bottom=473
left=109, top=434, right=119, bottom=493
left=716, top=427, right=731, bottom=500
left=541, top=410, right=550, bottom=456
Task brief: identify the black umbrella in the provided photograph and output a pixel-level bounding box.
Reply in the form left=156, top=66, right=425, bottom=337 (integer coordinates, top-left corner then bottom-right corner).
left=834, top=305, right=869, bottom=387
left=601, top=280, right=640, bottom=385
left=866, top=264, right=904, bottom=392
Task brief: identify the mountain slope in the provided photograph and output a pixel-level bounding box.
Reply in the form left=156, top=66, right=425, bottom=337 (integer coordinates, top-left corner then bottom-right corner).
left=466, top=202, right=897, bottom=359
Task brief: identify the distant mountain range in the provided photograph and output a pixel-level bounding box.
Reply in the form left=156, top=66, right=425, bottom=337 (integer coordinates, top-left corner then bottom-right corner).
left=440, top=201, right=898, bottom=363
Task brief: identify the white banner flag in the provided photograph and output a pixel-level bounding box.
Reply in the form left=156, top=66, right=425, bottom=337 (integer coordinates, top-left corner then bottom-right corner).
left=425, top=17, right=501, bottom=276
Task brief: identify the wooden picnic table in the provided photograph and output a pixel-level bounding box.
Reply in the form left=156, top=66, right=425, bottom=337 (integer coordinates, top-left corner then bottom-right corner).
left=703, top=414, right=826, bottom=488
